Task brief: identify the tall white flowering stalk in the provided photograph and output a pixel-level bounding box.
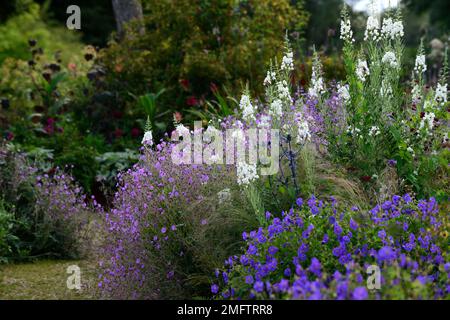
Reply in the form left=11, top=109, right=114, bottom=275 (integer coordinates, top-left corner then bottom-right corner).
left=435, top=46, right=448, bottom=107
left=356, top=59, right=370, bottom=82
left=364, top=3, right=380, bottom=42
left=340, top=5, right=354, bottom=44
left=414, top=42, right=427, bottom=75
left=142, top=116, right=154, bottom=146
left=239, top=93, right=256, bottom=123
left=295, top=113, right=311, bottom=145
left=308, top=49, right=325, bottom=98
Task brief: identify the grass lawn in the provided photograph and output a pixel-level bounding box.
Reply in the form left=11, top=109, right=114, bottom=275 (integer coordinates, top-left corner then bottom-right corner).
left=0, top=260, right=99, bottom=300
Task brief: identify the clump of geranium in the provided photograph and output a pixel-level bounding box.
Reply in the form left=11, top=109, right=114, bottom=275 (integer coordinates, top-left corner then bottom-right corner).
left=212, top=194, right=449, bottom=300
left=97, top=136, right=261, bottom=299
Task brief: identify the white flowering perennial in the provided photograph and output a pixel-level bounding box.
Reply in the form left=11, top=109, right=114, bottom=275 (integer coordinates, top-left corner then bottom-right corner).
left=382, top=51, right=398, bottom=68
left=337, top=83, right=350, bottom=103
left=434, top=83, right=447, bottom=106
left=239, top=94, right=256, bottom=122
left=236, top=162, right=259, bottom=186
left=364, top=15, right=380, bottom=42
left=356, top=60, right=370, bottom=82
left=295, top=113, right=311, bottom=145
left=308, top=53, right=325, bottom=98
left=347, top=126, right=362, bottom=138
left=269, top=99, right=283, bottom=120
left=277, top=80, right=291, bottom=102
left=381, top=18, right=404, bottom=40
left=141, top=130, right=153, bottom=146
left=414, top=55, right=427, bottom=74
left=368, top=126, right=381, bottom=137
left=419, top=112, right=435, bottom=134
left=281, top=50, right=294, bottom=72
left=340, top=18, right=354, bottom=43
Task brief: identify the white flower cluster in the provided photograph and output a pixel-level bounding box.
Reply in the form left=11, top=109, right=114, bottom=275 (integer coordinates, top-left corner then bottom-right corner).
left=381, top=18, right=404, bottom=40
left=337, top=83, right=350, bottom=103
left=281, top=50, right=294, bottom=71
left=368, top=126, right=381, bottom=137
left=264, top=70, right=277, bottom=86
left=414, top=55, right=427, bottom=74
left=236, top=162, right=259, bottom=186
left=240, top=94, right=256, bottom=122
left=269, top=99, right=283, bottom=120
left=364, top=15, right=380, bottom=41
left=308, top=55, right=325, bottom=98
left=141, top=131, right=153, bottom=146
left=382, top=51, right=398, bottom=68
left=277, top=80, right=291, bottom=102
left=356, top=59, right=370, bottom=82
left=295, top=113, right=311, bottom=145
left=435, top=83, right=447, bottom=106
left=419, top=112, right=435, bottom=134
left=340, top=19, right=354, bottom=43
left=347, top=126, right=361, bottom=138
left=176, top=123, right=190, bottom=136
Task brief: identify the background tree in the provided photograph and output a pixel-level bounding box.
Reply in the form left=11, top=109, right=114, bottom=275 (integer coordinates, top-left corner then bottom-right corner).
left=111, top=0, right=144, bottom=37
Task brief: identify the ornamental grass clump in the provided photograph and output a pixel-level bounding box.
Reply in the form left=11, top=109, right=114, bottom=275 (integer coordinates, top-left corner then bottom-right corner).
left=213, top=194, right=449, bottom=300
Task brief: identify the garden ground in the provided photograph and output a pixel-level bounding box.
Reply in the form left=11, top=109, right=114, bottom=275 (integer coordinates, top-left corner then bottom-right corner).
left=0, top=260, right=97, bottom=299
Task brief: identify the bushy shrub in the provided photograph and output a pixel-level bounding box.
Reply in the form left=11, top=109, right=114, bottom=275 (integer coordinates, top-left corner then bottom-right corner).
left=212, top=194, right=449, bottom=300
left=93, top=0, right=309, bottom=132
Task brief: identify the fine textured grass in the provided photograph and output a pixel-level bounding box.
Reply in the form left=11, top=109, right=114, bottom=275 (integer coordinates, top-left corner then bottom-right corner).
left=0, top=260, right=98, bottom=300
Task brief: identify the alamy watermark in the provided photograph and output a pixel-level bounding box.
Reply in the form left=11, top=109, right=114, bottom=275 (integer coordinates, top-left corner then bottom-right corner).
left=170, top=121, right=280, bottom=176
left=66, top=5, right=81, bottom=30
left=66, top=265, right=81, bottom=290
left=366, top=265, right=381, bottom=290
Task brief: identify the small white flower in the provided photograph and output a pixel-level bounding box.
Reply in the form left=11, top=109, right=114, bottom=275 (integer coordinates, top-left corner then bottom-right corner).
left=264, top=71, right=276, bottom=86
left=414, top=54, right=427, bottom=74
left=141, top=131, right=153, bottom=145
left=239, top=94, right=256, bottom=122
left=382, top=51, right=398, bottom=68
left=435, top=83, right=447, bottom=106
left=337, top=83, right=350, bottom=103
left=281, top=50, right=294, bottom=71
left=236, top=162, right=259, bottom=186
left=356, top=60, right=370, bottom=82
left=175, top=123, right=190, bottom=136
left=269, top=99, right=283, bottom=120
left=368, top=126, right=381, bottom=137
